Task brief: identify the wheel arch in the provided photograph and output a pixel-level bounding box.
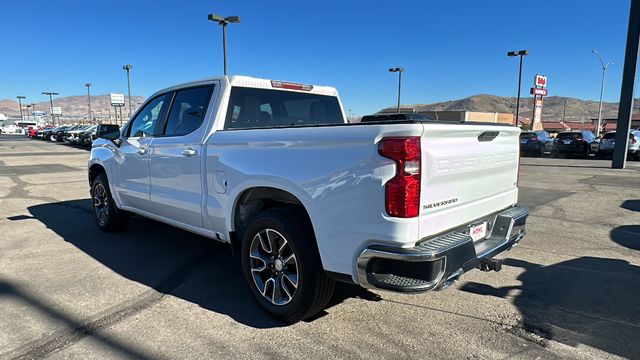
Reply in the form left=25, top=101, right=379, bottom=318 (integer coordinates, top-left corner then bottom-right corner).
left=229, top=186, right=316, bottom=258
left=88, top=163, right=107, bottom=187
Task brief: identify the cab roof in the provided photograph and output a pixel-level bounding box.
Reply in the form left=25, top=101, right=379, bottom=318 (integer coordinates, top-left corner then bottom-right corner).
left=155, top=75, right=339, bottom=97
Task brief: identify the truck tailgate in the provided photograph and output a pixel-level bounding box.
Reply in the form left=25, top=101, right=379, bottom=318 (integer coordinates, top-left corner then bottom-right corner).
left=418, top=124, right=520, bottom=240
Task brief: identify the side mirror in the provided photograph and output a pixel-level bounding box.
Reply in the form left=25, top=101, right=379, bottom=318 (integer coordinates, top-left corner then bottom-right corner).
left=96, top=124, right=122, bottom=146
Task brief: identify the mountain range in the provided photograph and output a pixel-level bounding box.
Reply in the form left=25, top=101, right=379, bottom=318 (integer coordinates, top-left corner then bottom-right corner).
left=0, top=95, right=146, bottom=119
left=383, top=94, right=640, bottom=122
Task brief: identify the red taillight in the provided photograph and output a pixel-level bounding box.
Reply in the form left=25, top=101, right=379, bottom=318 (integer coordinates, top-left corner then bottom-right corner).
left=577, top=138, right=585, bottom=143
left=632, top=138, right=637, bottom=144
left=379, top=137, right=421, bottom=218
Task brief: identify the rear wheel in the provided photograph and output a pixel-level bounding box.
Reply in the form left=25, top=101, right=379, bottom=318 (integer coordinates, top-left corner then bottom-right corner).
left=240, top=207, right=335, bottom=323
left=91, top=173, right=128, bottom=232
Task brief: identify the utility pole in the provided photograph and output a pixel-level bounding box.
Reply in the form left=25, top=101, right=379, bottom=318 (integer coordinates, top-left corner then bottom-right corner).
left=16, top=96, right=26, bottom=121
left=122, top=65, right=133, bottom=117
left=42, top=92, right=59, bottom=126
left=562, top=99, right=567, bottom=126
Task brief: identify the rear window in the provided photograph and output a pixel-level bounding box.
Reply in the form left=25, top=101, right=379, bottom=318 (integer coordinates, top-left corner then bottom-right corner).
left=520, top=133, right=537, bottom=139
left=224, top=87, right=344, bottom=129
left=603, top=133, right=616, bottom=140
left=558, top=132, right=582, bottom=140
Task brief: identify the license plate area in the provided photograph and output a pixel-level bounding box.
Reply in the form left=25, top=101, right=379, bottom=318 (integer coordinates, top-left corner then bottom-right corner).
left=563, top=140, right=571, bottom=145
left=469, top=222, right=488, bottom=242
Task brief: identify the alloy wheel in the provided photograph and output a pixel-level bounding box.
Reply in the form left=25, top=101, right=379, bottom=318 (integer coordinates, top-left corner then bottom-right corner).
left=93, top=183, right=109, bottom=225
left=249, top=228, right=299, bottom=306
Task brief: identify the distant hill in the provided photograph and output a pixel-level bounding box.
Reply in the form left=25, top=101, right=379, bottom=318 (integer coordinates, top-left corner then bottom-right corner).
left=382, top=94, right=640, bottom=122
left=0, top=95, right=146, bottom=118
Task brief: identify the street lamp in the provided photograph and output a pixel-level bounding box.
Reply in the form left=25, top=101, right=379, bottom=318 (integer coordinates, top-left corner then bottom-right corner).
left=388, top=67, right=404, bottom=113
left=207, top=13, right=241, bottom=76
left=30, top=103, right=36, bottom=123
left=25, top=104, right=32, bottom=122
left=85, top=83, right=92, bottom=123
left=122, top=64, right=133, bottom=117
left=592, top=49, right=613, bottom=137
left=507, top=50, right=528, bottom=126
left=42, top=91, right=59, bottom=126
left=16, top=96, right=26, bottom=121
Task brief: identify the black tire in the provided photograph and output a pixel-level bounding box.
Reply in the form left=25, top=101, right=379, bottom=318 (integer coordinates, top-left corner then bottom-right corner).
left=240, top=206, right=335, bottom=323
left=537, top=145, right=544, bottom=157
left=90, top=173, right=128, bottom=232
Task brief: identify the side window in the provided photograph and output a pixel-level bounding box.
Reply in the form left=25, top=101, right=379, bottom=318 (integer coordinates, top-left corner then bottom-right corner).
left=126, top=94, right=169, bottom=138
left=163, top=86, right=214, bottom=137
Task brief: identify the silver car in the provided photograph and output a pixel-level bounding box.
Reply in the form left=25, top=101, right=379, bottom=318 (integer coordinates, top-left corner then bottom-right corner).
left=591, top=131, right=640, bottom=160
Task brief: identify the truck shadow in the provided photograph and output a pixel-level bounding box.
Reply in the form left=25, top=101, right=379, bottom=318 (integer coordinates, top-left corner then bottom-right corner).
left=27, top=199, right=378, bottom=329
left=459, top=257, right=640, bottom=358
left=621, top=199, right=640, bottom=212
left=610, top=225, right=640, bottom=250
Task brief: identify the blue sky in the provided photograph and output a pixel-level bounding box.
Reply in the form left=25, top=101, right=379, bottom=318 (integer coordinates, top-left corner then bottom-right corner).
left=0, top=0, right=634, bottom=115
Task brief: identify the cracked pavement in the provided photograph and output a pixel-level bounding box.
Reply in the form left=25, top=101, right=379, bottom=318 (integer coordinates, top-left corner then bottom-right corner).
left=1, top=134, right=639, bottom=359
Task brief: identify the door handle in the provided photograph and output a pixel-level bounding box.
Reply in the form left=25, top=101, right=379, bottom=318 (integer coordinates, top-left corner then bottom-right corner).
left=182, top=149, right=198, bottom=157
left=137, top=148, right=148, bottom=155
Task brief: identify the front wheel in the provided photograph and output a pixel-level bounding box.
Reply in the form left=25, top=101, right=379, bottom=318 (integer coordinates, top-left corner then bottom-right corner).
left=91, top=173, right=128, bottom=232
left=240, top=207, right=335, bottom=323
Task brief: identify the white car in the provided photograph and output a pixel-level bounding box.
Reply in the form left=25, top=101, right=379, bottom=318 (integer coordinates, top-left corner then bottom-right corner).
left=88, top=76, right=528, bottom=322
left=0, top=124, right=20, bottom=134
left=591, top=131, right=640, bottom=160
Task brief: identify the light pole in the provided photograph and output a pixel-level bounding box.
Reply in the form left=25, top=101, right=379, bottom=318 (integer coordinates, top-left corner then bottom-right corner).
left=31, top=103, right=37, bottom=122
left=122, top=64, right=133, bottom=117
left=592, top=49, right=613, bottom=137
left=208, top=13, right=241, bottom=76
left=388, top=67, right=404, bottom=113
left=562, top=99, right=567, bottom=126
left=85, top=83, right=92, bottom=123
left=16, top=96, right=26, bottom=121
left=42, top=92, right=59, bottom=125
left=26, top=104, right=32, bottom=122
left=507, top=50, right=528, bottom=126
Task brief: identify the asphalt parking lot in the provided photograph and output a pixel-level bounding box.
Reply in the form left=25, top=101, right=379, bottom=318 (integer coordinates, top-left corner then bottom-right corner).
left=1, top=134, right=639, bottom=360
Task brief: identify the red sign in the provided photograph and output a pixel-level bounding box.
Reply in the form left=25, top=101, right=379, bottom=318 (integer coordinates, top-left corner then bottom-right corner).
left=530, top=88, right=548, bottom=96
left=535, top=75, right=547, bottom=88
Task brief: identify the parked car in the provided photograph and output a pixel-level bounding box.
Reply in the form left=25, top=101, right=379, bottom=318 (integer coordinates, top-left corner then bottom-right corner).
left=0, top=124, right=21, bottom=134
left=552, top=130, right=596, bottom=158
left=519, top=130, right=553, bottom=157
left=41, top=126, right=59, bottom=140
left=88, top=76, right=529, bottom=322
left=26, top=126, right=37, bottom=137
left=66, top=125, right=92, bottom=144
left=78, top=125, right=98, bottom=146
left=52, top=126, right=72, bottom=142
left=591, top=131, right=640, bottom=160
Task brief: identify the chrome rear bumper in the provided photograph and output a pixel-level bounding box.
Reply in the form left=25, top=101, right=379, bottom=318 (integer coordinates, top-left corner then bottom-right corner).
left=356, top=206, right=529, bottom=292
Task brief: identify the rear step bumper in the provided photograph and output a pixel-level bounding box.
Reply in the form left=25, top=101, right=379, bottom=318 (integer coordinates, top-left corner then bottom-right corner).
left=356, top=206, right=529, bottom=292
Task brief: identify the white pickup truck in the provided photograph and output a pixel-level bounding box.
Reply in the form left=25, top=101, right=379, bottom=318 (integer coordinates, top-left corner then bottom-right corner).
left=88, top=76, right=528, bottom=322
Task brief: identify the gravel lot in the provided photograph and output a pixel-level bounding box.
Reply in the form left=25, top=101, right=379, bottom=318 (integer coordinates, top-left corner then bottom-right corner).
left=1, top=134, right=639, bottom=360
